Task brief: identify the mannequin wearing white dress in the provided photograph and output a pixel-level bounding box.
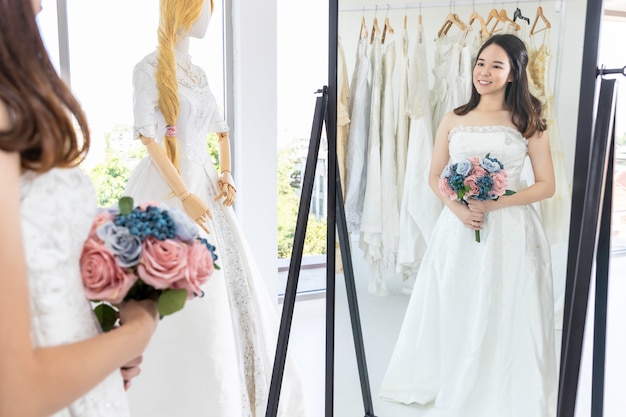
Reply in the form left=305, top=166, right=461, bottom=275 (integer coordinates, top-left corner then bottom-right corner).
left=124, top=2, right=309, bottom=416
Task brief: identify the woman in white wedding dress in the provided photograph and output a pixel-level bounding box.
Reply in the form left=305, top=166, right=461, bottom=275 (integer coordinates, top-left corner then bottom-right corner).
left=0, top=1, right=159, bottom=416
left=123, top=1, right=309, bottom=416
left=380, top=34, right=557, bottom=417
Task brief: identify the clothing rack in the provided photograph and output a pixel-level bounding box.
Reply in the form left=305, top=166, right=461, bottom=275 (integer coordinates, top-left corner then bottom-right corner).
left=339, top=0, right=561, bottom=13
left=338, top=0, right=567, bottom=121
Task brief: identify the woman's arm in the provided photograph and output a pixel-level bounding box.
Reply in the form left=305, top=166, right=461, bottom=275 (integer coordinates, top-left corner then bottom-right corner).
left=0, top=106, right=158, bottom=417
left=468, top=130, right=555, bottom=213
left=429, top=113, right=484, bottom=229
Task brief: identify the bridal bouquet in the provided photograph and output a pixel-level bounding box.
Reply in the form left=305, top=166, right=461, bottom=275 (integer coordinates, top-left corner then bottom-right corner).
left=80, top=196, right=218, bottom=331
left=438, top=154, right=515, bottom=242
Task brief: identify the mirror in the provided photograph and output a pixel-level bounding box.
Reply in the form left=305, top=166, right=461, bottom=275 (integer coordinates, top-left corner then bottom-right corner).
left=332, top=1, right=590, bottom=416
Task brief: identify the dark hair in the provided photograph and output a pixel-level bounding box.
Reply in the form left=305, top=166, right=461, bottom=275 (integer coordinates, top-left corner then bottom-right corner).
left=454, top=34, right=546, bottom=138
left=0, top=0, right=90, bottom=172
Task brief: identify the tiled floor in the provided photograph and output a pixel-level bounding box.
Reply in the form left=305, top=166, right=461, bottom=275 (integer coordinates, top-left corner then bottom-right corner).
left=279, top=241, right=626, bottom=417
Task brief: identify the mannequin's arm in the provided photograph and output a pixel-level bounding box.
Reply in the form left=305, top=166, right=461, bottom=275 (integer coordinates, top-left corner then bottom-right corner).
left=215, top=132, right=237, bottom=207
left=139, top=135, right=212, bottom=233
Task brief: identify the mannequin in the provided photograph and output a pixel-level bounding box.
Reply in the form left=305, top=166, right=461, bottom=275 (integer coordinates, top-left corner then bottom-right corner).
left=124, top=1, right=310, bottom=416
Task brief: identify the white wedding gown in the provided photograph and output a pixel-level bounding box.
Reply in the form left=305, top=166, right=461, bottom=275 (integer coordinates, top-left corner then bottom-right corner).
left=381, top=126, right=557, bottom=417
left=124, top=51, right=309, bottom=417
left=21, top=167, right=130, bottom=417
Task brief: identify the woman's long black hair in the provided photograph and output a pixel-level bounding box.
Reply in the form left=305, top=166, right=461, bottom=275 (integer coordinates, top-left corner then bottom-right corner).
left=454, top=34, right=546, bottom=138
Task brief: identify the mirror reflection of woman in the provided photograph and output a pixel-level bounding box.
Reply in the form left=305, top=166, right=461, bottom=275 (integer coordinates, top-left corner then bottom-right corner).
left=0, top=1, right=160, bottom=416
left=380, top=34, right=557, bottom=417
left=123, top=1, right=310, bottom=416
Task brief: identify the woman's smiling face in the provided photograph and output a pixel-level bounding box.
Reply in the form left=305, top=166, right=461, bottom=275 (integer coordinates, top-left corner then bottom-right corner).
left=473, top=44, right=513, bottom=97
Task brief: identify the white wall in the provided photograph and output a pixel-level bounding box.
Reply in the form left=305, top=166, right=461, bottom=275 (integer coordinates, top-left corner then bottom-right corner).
left=232, top=0, right=279, bottom=301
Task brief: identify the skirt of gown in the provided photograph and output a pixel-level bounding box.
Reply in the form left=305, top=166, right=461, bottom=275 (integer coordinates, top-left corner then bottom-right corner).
left=123, top=155, right=310, bottom=417
left=380, top=203, right=557, bottom=417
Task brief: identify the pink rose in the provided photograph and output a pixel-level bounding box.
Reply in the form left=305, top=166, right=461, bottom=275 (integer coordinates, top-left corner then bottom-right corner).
left=80, top=237, right=137, bottom=304
left=438, top=178, right=457, bottom=200
left=472, top=166, right=488, bottom=177
left=174, top=241, right=215, bottom=299
left=463, top=175, right=481, bottom=198
left=89, top=210, right=115, bottom=239
left=137, top=237, right=189, bottom=289
left=491, top=171, right=509, bottom=197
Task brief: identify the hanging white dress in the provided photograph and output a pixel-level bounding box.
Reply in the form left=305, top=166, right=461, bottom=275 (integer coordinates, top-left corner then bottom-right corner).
left=397, top=18, right=442, bottom=279
left=21, top=168, right=130, bottom=417
left=359, top=35, right=389, bottom=295
left=379, top=38, right=400, bottom=279
left=345, top=33, right=371, bottom=233
left=124, top=51, right=309, bottom=417
left=381, top=126, right=557, bottom=417
left=360, top=34, right=399, bottom=295
left=430, top=29, right=472, bottom=131
left=395, top=27, right=410, bottom=207
left=337, top=36, right=351, bottom=195
left=528, top=31, right=571, bottom=245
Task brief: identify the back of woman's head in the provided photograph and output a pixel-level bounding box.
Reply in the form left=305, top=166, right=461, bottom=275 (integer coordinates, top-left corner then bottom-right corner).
left=455, top=33, right=546, bottom=138
left=0, top=0, right=90, bottom=172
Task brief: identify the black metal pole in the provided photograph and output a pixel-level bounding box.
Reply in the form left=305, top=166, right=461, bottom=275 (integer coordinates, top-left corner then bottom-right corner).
left=559, top=77, right=616, bottom=417
left=265, top=89, right=328, bottom=417
left=558, top=1, right=605, bottom=415
left=326, top=1, right=338, bottom=416
left=591, top=83, right=617, bottom=417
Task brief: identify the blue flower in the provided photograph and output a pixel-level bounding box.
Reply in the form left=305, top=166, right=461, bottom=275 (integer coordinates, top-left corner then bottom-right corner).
left=96, top=221, right=143, bottom=267
left=114, top=206, right=176, bottom=241
left=475, top=175, right=495, bottom=200
left=198, top=237, right=219, bottom=262
left=480, top=157, right=502, bottom=173
left=455, top=159, right=472, bottom=176
left=448, top=173, right=466, bottom=192
left=167, top=207, right=200, bottom=242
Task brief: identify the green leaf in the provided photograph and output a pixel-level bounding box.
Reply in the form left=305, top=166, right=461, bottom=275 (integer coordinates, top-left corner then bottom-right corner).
left=157, top=289, right=188, bottom=316
left=118, top=196, right=134, bottom=215
left=94, top=303, right=118, bottom=332
left=504, top=189, right=517, bottom=196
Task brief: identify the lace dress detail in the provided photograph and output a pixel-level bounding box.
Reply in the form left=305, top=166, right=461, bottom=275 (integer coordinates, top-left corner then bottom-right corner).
left=381, top=126, right=557, bottom=417
left=132, top=51, right=228, bottom=167
left=124, top=50, right=309, bottom=417
left=21, top=167, right=129, bottom=417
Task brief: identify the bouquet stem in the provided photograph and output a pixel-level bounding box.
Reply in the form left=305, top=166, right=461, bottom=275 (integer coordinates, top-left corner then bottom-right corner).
left=475, top=230, right=481, bottom=243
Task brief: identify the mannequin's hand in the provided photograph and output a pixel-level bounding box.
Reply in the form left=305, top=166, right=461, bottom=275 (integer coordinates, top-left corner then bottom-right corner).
left=181, top=193, right=212, bottom=234
left=215, top=171, right=237, bottom=206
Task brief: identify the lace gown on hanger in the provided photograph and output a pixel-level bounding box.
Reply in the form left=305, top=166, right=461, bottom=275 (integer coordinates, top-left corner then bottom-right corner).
left=344, top=33, right=371, bottom=233
left=397, top=19, right=442, bottom=279
left=528, top=30, right=571, bottom=245
left=21, top=168, right=130, bottom=417
left=381, top=126, right=557, bottom=417
left=124, top=51, right=309, bottom=417
left=360, top=35, right=399, bottom=296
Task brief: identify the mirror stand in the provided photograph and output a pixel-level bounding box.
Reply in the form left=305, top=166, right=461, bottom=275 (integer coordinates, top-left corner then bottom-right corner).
left=265, top=87, right=377, bottom=417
